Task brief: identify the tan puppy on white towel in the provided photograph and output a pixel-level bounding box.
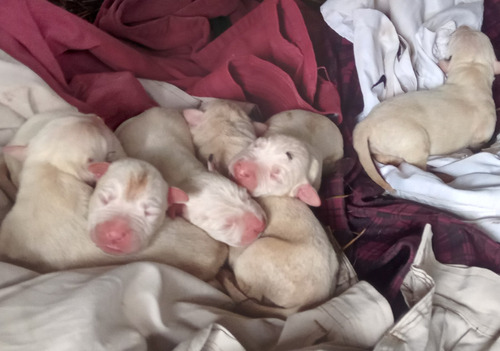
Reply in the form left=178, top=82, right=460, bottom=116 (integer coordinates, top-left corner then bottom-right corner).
left=353, top=26, right=500, bottom=191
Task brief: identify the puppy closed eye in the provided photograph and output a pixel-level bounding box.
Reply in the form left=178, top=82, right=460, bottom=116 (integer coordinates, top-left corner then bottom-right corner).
left=99, top=191, right=116, bottom=205
left=142, top=203, right=161, bottom=217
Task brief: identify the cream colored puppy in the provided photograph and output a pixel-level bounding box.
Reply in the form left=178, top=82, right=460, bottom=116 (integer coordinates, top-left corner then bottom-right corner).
left=182, top=103, right=339, bottom=317
left=0, top=115, right=124, bottom=271
left=183, top=105, right=343, bottom=207
left=88, top=158, right=228, bottom=281
left=228, top=110, right=344, bottom=206
left=183, top=100, right=258, bottom=176
left=226, top=196, right=339, bottom=317
left=3, top=111, right=123, bottom=189
left=353, top=26, right=500, bottom=191
left=115, top=107, right=267, bottom=247
left=1, top=141, right=226, bottom=280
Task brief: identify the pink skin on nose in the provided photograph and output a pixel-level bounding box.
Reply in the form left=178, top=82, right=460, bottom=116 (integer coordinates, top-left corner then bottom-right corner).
left=92, top=217, right=137, bottom=255
left=232, top=160, right=258, bottom=192
left=238, top=212, right=266, bottom=246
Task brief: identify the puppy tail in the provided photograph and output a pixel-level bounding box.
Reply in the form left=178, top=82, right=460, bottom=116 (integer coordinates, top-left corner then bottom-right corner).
left=352, top=123, right=394, bottom=192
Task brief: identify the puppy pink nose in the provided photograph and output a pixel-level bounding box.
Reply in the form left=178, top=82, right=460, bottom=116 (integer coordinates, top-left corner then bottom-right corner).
left=232, top=161, right=258, bottom=191
left=240, top=212, right=266, bottom=246
left=93, top=217, right=134, bottom=255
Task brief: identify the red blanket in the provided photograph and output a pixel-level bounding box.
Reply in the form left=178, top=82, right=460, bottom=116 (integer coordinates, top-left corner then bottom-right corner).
left=0, top=0, right=341, bottom=129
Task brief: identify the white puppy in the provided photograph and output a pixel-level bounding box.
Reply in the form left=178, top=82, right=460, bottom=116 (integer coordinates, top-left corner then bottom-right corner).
left=3, top=111, right=123, bottom=189
left=0, top=115, right=124, bottom=270
left=88, top=158, right=228, bottom=280
left=1, top=139, right=226, bottom=280
left=183, top=100, right=258, bottom=176
left=182, top=103, right=339, bottom=317
left=115, top=107, right=267, bottom=247
left=353, top=26, right=500, bottom=191
left=225, top=196, right=339, bottom=317
left=227, top=110, right=344, bottom=206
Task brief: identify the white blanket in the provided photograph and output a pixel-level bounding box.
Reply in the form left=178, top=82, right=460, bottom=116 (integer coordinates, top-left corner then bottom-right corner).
left=0, top=261, right=394, bottom=351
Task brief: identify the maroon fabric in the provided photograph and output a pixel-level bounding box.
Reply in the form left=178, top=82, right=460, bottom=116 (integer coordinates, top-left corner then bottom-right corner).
left=316, top=1, right=500, bottom=318
left=0, top=0, right=341, bottom=129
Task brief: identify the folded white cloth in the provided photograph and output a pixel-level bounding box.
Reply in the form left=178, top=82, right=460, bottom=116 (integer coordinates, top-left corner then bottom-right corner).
left=375, top=224, right=500, bottom=350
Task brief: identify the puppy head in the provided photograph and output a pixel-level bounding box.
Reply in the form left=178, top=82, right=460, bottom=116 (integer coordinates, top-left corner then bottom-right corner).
left=181, top=172, right=267, bottom=247
left=442, top=26, right=500, bottom=74
left=88, top=158, right=170, bottom=255
left=22, top=115, right=124, bottom=183
left=183, top=100, right=257, bottom=162
left=228, top=135, right=321, bottom=206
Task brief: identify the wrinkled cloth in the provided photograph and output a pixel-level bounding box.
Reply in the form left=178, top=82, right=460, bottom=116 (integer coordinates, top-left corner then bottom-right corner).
left=320, top=0, right=483, bottom=119
left=381, top=149, right=500, bottom=242
left=375, top=224, right=500, bottom=350
left=0, top=0, right=341, bottom=130
left=0, top=240, right=393, bottom=351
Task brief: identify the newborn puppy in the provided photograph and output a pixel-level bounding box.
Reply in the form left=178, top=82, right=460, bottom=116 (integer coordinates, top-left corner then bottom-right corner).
left=183, top=100, right=258, bottom=176
left=1, top=142, right=226, bottom=280
left=88, top=158, right=228, bottom=281
left=227, top=110, right=344, bottom=206
left=115, top=107, right=266, bottom=247
left=182, top=103, right=339, bottom=317
left=224, top=196, right=339, bottom=317
left=87, top=158, right=170, bottom=255
left=3, top=111, right=123, bottom=189
left=353, top=26, right=500, bottom=191
left=0, top=115, right=125, bottom=271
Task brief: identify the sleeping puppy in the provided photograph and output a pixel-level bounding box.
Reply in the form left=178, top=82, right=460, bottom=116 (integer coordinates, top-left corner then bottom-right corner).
left=115, top=107, right=267, bottom=248
left=228, top=109, right=344, bottom=206
left=2, top=110, right=123, bottom=189
left=0, top=121, right=226, bottom=280
left=353, top=25, right=500, bottom=191
left=182, top=100, right=258, bottom=177
left=0, top=115, right=124, bottom=271
left=88, top=158, right=228, bottom=281
left=183, top=104, right=343, bottom=207
left=224, top=196, right=339, bottom=317
left=182, top=103, right=339, bottom=317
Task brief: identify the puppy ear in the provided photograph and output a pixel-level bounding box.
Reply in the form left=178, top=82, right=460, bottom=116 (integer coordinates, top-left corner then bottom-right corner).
left=252, top=121, right=268, bottom=137
left=2, top=145, right=27, bottom=162
left=168, top=186, right=189, bottom=206
left=182, top=109, right=204, bottom=127
left=88, top=162, right=110, bottom=180
left=293, top=183, right=321, bottom=207
left=494, top=61, right=500, bottom=75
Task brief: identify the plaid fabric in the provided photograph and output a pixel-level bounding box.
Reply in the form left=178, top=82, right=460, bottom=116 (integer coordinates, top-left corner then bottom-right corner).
left=308, top=0, right=500, bottom=318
